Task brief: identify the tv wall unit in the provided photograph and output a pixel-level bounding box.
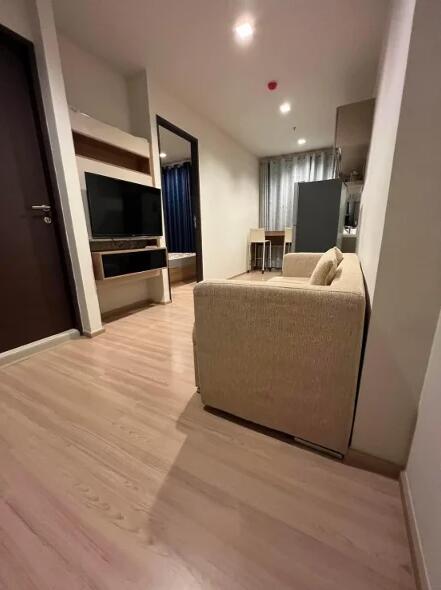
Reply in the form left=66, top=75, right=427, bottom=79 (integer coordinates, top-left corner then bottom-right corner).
left=70, top=107, right=170, bottom=318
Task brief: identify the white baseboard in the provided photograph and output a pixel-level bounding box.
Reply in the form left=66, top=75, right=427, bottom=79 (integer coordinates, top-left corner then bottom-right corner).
left=83, top=327, right=106, bottom=338
left=400, top=472, right=431, bottom=590
left=0, top=329, right=80, bottom=367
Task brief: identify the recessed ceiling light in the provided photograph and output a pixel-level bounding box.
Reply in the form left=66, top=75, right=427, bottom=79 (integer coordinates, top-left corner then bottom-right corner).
left=297, top=138, right=306, bottom=145
left=234, top=21, right=254, bottom=43
left=279, top=102, right=291, bottom=114
left=159, top=152, right=167, bottom=159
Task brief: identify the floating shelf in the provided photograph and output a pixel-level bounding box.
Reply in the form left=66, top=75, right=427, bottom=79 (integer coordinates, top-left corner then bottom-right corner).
left=69, top=107, right=149, bottom=155
left=72, top=132, right=150, bottom=174
left=69, top=107, right=152, bottom=176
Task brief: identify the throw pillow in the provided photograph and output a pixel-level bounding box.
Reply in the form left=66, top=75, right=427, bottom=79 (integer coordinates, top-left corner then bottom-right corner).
left=309, top=247, right=343, bottom=286
left=309, top=258, right=338, bottom=285
left=334, top=246, right=344, bottom=265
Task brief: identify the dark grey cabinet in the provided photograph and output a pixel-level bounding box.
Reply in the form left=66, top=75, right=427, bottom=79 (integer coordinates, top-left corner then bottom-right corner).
left=295, top=180, right=347, bottom=252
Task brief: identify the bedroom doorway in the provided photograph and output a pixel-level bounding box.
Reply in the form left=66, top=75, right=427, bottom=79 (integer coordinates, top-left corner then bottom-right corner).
left=157, top=117, right=203, bottom=287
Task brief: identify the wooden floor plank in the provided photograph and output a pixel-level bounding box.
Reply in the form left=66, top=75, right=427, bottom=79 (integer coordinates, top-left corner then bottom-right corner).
left=0, top=283, right=415, bottom=589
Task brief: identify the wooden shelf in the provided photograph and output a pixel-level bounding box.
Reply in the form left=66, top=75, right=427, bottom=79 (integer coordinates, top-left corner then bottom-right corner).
left=69, top=107, right=152, bottom=178
left=73, top=132, right=150, bottom=174
left=69, top=107, right=149, bottom=156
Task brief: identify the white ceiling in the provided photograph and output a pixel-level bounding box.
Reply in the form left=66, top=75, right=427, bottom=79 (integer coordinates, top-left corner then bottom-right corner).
left=158, top=126, right=191, bottom=164
left=53, top=0, right=390, bottom=157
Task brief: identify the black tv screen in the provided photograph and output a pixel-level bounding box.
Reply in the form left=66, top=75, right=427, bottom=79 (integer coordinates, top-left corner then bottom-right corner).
left=85, top=172, right=162, bottom=238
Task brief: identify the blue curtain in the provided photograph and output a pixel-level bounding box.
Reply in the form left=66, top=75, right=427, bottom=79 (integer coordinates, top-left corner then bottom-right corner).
left=161, top=162, right=195, bottom=253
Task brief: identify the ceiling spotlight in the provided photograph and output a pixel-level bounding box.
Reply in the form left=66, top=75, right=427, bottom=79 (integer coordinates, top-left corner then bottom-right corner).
left=159, top=152, right=167, bottom=159
left=297, top=138, right=306, bottom=145
left=279, top=102, right=291, bottom=114
left=234, top=21, right=254, bottom=43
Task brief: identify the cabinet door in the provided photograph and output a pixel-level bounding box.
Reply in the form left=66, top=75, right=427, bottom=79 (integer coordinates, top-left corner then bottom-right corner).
left=296, top=180, right=343, bottom=252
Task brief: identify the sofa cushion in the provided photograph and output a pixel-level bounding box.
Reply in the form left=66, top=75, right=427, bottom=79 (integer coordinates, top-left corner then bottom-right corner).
left=268, top=276, right=309, bottom=288
left=309, top=247, right=343, bottom=286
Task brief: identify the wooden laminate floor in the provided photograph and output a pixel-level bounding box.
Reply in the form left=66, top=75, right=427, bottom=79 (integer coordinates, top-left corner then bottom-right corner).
left=0, top=284, right=415, bottom=590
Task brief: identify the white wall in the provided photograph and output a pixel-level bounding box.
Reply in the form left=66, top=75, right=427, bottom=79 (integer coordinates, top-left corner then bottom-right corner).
left=0, top=0, right=33, bottom=40
left=30, top=0, right=103, bottom=335
left=352, top=0, right=441, bottom=465
left=58, top=34, right=131, bottom=133
left=357, top=0, right=415, bottom=299
left=148, top=77, right=259, bottom=280
left=405, top=310, right=441, bottom=590
left=127, top=70, right=152, bottom=141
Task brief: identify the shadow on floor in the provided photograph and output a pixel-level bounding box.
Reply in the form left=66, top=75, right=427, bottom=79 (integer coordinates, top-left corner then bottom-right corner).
left=144, top=392, right=413, bottom=589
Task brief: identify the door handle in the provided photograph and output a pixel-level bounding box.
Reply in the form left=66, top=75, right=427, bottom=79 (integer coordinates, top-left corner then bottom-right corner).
left=31, top=204, right=51, bottom=212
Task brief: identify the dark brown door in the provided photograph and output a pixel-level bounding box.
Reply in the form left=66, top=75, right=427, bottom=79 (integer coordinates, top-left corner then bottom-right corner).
left=0, top=29, right=75, bottom=353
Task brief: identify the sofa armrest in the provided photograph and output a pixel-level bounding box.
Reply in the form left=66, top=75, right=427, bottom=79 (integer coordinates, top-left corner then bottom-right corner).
left=193, top=279, right=365, bottom=453
left=282, top=253, right=321, bottom=277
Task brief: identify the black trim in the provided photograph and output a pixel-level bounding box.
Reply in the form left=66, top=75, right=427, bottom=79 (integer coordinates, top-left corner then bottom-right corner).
left=156, top=116, right=204, bottom=297
left=348, top=271, right=372, bottom=447
left=0, top=23, right=82, bottom=331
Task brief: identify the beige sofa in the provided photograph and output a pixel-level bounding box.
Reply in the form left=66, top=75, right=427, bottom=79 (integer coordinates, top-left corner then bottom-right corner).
left=193, top=253, right=365, bottom=455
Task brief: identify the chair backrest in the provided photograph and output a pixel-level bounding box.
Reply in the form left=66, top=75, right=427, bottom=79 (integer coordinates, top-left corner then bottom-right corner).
left=249, top=228, right=266, bottom=243
left=284, top=227, right=293, bottom=243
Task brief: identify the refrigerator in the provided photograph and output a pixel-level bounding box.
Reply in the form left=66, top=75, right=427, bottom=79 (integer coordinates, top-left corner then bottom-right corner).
left=295, top=179, right=347, bottom=252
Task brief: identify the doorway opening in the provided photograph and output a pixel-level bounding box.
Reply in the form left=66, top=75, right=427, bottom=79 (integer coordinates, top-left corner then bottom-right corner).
left=157, top=117, right=203, bottom=288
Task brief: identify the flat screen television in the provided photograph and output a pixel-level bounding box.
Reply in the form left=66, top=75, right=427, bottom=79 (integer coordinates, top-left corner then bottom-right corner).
left=85, top=172, right=162, bottom=238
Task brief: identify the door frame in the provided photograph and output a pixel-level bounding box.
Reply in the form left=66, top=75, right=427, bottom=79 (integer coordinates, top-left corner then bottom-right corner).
left=0, top=23, right=81, bottom=332
left=156, top=116, right=204, bottom=285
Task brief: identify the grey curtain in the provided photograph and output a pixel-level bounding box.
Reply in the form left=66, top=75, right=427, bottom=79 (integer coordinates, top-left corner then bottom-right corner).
left=259, top=149, right=336, bottom=231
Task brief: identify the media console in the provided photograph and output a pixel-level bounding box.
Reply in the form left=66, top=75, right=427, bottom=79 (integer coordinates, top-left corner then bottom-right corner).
left=91, top=247, right=167, bottom=282
left=90, top=237, right=158, bottom=251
